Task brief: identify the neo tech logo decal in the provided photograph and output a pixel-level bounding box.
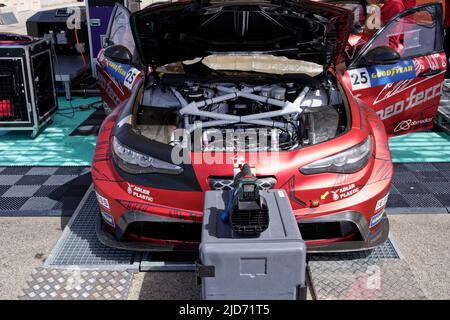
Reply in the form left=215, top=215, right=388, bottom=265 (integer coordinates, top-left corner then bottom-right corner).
left=376, top=83, right=443, bottom=121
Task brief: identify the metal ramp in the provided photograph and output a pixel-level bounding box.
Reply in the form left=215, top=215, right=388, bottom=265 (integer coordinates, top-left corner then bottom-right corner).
left=308, top=236, right=426, bottom=300
left=44, top=187, right=140, bottom=270
left=19, top=186, right=427, bottom=300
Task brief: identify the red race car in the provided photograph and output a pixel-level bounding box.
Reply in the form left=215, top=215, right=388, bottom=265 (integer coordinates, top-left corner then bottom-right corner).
left=93, top=0, right=446, bottom=252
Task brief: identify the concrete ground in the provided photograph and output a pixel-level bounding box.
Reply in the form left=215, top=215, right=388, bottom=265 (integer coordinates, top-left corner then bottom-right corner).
left=389, top=214, right=450, bottom=300
left=0, top=213, right=448, bottom=300
left=0, top=217, right=69, bottom=300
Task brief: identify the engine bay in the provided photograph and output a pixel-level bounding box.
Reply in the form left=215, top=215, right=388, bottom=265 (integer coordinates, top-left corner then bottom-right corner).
left=135, top=76, right=350, bottom=152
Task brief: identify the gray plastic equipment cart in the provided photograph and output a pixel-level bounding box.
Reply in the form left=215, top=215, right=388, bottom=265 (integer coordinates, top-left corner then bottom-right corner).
left=198, top=189, right=307, bottom=300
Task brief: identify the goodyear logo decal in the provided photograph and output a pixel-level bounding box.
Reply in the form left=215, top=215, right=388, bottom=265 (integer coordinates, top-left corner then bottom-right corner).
left=348, top=60, right=416, bottom=90
left=106, top=61, right=129, bottom=84
left=370, top=210, right=385, bottom=228
left=105, top=60, right=141, bottom=90
left=368, top=61, right=416, bottom=86
left=101, top=210, right=115, bottom=228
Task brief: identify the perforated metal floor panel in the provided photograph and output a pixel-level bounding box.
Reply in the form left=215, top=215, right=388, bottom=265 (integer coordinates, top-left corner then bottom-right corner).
left=44, top=187, right=140, bottom=269
left=307, top=235, right=426, bottom=300
left=308, top=258, right=426, bottom=300
left=309, top=238, right=401, bottom=262
left=19, top=268, right=134, bottom=300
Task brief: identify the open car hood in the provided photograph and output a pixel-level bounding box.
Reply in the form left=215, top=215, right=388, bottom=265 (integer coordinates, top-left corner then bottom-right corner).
left=131, top=0, right=353, bottom=69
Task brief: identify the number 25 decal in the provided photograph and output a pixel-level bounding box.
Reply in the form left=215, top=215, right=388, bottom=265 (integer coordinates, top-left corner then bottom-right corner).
left=351, top=72, right=368, bottom=85
left=124, top=68, right=141, bottom=90
left=348, top=68, right=371, bottom=90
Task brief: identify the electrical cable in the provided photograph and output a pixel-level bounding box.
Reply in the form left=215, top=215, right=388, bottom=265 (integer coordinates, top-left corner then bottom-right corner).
left=221, top=188, right=239, bottom=223
left=51, top=47, right=75, bottom=119
left=57, top=100, right=103, bottom=118
left=74, top=27, right=88, bottom=71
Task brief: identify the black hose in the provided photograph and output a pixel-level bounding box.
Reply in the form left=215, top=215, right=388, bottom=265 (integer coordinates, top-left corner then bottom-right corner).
left=56, top=89, right=100, bottom=97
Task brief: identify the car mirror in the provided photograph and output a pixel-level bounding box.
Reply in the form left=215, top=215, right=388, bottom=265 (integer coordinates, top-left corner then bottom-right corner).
left=362, top=46, right=401, bottom=65
left=104, top=45, right=133, bottom=64
left=103, top=37, right=113, bottom=48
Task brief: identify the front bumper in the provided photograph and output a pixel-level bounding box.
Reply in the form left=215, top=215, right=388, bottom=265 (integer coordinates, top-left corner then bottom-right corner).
left=302, top=211, right=390, bottom=253
left=96, top=214, right=180, bottom=252
left=96, top=209, right=389, bottom=253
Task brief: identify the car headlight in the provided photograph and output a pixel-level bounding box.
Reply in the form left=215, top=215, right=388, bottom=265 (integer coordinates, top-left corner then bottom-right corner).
left=112, top=136, right=183, bottom=175
left=300, top=137, right=372, bottom=175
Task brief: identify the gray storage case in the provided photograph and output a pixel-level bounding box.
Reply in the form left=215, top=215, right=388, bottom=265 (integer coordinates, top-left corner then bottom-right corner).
left=199, top=190, right=307, bottom=300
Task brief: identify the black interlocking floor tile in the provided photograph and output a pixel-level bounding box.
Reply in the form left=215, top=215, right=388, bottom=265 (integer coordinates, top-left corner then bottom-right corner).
left=0, top=197, right=29, bottom=210
left=389, top=184, right=400, bottom=195
left=51, top=202, right=62, bottom=210
left=434, top=168, right=450, bottom=181
left=433, top=194, right=450, bottom=207
left=15, top=175, right=50, bottom=186
left=431, top=162, right=450, bottom=171
left=402, top=194, right=444, bottom=208
left=393, top=164, right=410, bottom=172
left=1, top=167, right=31, bottom=175
left=64, top=184, right=91, bottom=197
left=0, top=185, right=11, bottom=197
left=387, top=194, right=410, bottom=208
left=0, top=166, right=92, bottom=216
left=422, top=182, right=450, bottom=194
left=412, top=170, right=447, bottom=182
left=33, top=185, right=60, bottom=197
left=393, top=170, right=419, bottom=183
left=403, top=163, right=439, bottom=172
left=394, top=183, right=429, bottom=194
left=55, top=167, right=89, bottom=175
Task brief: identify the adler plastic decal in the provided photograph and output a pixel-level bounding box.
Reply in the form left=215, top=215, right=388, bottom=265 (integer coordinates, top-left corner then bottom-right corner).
left=348, top=60, right=416, bottom=90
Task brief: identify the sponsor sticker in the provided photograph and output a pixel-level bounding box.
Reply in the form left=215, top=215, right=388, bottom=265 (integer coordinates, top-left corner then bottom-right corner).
left=123, top=68, right=141, bottom=90
left=127, top=183, right=154, bottom=202
left=95, top=192, right=110, bottom=210
left=97, top=69, right=122, bottom=106
left=370, top=209, right=385, bottom=228
left=348, top=60, right=416, bottom=90
left=106, top=61, right=141, bottom=90
left=101, top=210, right=115, bottom=228
left=331, top=184, right=360, bottom=201
left=375, top=193, right=389, bottom=212
left=394, top=118, right=433, bottom=133
left=376, top=83, right=442, bottom=121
